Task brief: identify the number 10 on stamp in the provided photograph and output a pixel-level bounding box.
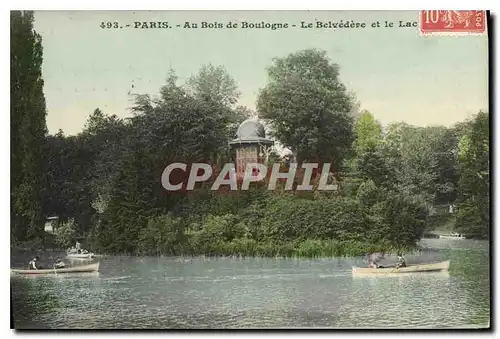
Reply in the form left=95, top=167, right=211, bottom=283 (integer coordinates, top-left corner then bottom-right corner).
left=419, top=10, right=487, bottom=35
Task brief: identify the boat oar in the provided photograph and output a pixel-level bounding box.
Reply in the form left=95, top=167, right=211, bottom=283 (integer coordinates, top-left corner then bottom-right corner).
left=389, top=266, right=399, bottom=274
left=52, top=261, right=59, bottom=275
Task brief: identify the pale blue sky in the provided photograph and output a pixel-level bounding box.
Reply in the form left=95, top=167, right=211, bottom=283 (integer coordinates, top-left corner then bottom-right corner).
left=33, top=10, right=489, bottom=135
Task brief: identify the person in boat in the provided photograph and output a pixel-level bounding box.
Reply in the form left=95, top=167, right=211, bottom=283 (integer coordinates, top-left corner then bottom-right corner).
left=53, top=258, right=66, bottom=269
left=370, top=262, right=386, bottom=268
left=396, top=254, right=407, bottom=268
left=28, top=256, right=43, bottom=270
left=368, top=252, right=386, bottom=268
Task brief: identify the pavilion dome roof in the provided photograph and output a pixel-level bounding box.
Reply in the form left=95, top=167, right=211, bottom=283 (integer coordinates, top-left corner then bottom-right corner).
left=230, top=119, right=274, bottom=145
left=236, top=119, right=266, bottom=139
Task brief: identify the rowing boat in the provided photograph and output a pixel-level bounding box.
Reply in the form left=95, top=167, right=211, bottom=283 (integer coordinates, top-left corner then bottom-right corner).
left=439, top=233, right=465, bottom=240
left=11, top=262, right=100, bottom=275
left=352, top=260, right=450, bottom=275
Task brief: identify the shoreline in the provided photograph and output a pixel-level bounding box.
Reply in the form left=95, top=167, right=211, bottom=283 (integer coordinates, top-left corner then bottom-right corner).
left=11, top=241, right=418, bottom=259
left=13, top=236, right=490, bottom=259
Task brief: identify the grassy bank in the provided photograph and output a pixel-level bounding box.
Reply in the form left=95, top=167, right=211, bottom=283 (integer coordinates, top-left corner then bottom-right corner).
left=133, top=239, right=416, bottom=259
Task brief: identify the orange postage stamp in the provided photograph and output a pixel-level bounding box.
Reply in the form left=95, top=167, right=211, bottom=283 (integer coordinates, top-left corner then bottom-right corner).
left=419, top=10, right=487, bottom=35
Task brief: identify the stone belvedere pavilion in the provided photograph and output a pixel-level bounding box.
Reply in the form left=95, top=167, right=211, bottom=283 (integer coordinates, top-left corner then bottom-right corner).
left=229, top=119, right=274, bottom=180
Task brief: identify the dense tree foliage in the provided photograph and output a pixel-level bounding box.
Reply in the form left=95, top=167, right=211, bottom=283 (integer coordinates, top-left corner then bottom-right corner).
left=55, top=219, right=77, bottom=249
left=13, top=41, right=490, bottom=256
left=257, top=49, right=356, bottom=170
left=454, top=112, right=489, bottom=238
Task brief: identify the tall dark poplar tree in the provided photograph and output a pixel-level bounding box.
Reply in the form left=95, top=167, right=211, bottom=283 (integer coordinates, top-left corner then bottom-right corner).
left=11, top=11, right=48, bottom=243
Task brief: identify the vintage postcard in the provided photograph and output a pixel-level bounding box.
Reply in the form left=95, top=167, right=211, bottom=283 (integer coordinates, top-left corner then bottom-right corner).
left=10, top=10, right=490, bottom=329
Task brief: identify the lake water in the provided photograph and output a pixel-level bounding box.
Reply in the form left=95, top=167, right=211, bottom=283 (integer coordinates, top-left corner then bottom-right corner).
left=10, top=239, right=490, bottom=329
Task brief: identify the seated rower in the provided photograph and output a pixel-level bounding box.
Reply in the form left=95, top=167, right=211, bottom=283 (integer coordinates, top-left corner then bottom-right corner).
left=28, top=256, right=42, bottom=270
left=368, top=261, right=386, bottom=269
left=396, top=255, right=407, bottom=268
left=53, top=258, right=66, bottom=269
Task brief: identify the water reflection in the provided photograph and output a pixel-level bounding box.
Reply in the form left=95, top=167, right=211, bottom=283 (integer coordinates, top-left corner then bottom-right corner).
left=349, top=272, right=458, bottom=328
left=11, top=277, right=62, bottom=329
left=11, top=272, right=100, bottom=279
left=11, top=240, right=490, bottom=329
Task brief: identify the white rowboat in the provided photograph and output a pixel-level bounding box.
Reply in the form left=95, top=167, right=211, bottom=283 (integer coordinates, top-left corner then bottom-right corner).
left=11, top=262, right=100, bottom=275
left=66, top=252, right=95, bottom=259
left=352, top=260, right=450, bottom=275
left=439, top=234, right=465, bottom=240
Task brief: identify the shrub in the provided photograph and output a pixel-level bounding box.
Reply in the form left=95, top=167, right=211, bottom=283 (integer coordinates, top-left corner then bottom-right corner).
left=55, top=219, right=77, bottom=249
left=137, top=213, right=187, bottom=256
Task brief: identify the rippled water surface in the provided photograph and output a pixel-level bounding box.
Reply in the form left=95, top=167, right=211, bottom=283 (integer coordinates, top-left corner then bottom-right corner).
left=11, top=239, right=490, bottom=329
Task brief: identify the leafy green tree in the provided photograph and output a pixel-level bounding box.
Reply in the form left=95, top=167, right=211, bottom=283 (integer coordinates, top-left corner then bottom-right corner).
left=257, top=49, right=356, bottom=170
left=367, top=191, right=426, bottom=246
left=94, top=73, right=239, bottom=253
left=455, top=111, right=489, bottom=238
left=378, top=123, right=459, bottom=206
left=356, top=180, right=379, bottom=208
left=55, top=218, right=77, bottom=249
left=44, top=132, right=97, bottom=235
left=353, top=111, right=382, bottom=154
left=353, top=117, right=459, bottom=233
left=44, top=130, right=67, bottom=220
left=351, top=111, right=389, bottom=187
left=186, top=64, right=241, bottom=107
left=355, top=149, right=391, bottom=188
left=130, top=72, right=233, bottom=163
left=96, top=142, right=154, bottom=254
left=83, top=108, right=129, bottom=215
left=185, top=64, right=249, bottom=163
left=11, top=11, right=48, bottom=242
